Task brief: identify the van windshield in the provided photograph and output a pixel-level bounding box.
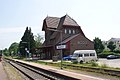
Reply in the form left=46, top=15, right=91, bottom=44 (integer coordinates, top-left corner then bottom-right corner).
left=73, top=53, right=78, bottom=57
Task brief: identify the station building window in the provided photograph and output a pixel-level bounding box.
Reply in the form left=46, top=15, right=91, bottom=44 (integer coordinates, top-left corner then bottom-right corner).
left=69, top=29, right=71, bottom=34
left=65, top=29, right=67, bottom=34
left=73, top=30, right=75, bottom=34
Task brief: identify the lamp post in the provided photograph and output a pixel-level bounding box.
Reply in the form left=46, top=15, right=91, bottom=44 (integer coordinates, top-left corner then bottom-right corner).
left=47, top=28, right=63, bottom=69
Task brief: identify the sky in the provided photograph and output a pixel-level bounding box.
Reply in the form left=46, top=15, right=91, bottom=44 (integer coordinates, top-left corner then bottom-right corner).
left=0, top=0, right=120, bottom=49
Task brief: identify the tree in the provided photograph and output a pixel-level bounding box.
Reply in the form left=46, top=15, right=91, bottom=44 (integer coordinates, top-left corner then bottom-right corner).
left=19, top=27, right=36, bottom=57
left=9, top=42, right=19, bottom=56
left=19, top=27, right=29, bottom=56
left=34, top=34, right=44, bottom=48
left=107, top=41, right=116, bottom=52
left=34, top=34, right=44, bottom=57
left=29, top=28, right=36, bottom=55
left=3, top=48, right=9, bottom=56
left=93, top=37, right=105, bottom=54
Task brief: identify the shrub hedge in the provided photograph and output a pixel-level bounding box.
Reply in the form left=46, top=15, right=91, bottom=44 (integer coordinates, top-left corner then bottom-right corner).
left=98, top=51, right=119, bottom=58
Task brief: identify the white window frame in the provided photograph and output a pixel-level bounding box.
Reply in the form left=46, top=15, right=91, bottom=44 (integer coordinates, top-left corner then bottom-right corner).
left=73, top=30, right=75, bottom=34
left=65, top=29, right=67, bottom=34
left=69, top=29, right=71, bottom=34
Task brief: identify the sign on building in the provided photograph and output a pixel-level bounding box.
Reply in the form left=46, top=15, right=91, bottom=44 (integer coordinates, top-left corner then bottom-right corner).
left=56, top=45, right=66, bottom=49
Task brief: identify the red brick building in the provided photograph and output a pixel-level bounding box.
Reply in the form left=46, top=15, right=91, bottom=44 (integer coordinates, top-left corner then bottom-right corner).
left=40, top=14, right=94, bottom=59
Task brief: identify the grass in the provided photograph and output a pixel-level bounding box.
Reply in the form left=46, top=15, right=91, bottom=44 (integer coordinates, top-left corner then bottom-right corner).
left=91, top=61, right=99, bottom=67
left=100, top=63, right=108, bottom=68
left=2, top=60, right=24, bottom=80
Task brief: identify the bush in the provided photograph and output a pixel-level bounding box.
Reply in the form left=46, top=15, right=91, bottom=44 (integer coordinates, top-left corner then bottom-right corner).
left=114, top=50, right=120, bottom=53
left=98, top=52, right=114, bottom=58
left=72, top=61, right=78, bottom=64
left=100, top=64, right=108, bottom=68
left=91, top=62, right=98, bottom=67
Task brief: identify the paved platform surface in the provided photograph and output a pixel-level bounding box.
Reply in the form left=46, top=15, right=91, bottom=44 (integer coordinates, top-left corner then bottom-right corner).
left=0, top=60, right=8, bottom=80
left=14, top=59, right=111, bottom=80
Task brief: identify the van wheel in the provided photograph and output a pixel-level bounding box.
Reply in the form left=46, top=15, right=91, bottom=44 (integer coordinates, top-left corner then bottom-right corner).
left=80, top=60, right=83, bottom=64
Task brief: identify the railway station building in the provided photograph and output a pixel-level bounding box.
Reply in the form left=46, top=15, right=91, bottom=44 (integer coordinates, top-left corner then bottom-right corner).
left=39, top=14, right=94, bottom=59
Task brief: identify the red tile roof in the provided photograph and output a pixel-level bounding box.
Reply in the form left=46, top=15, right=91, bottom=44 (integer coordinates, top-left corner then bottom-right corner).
left=43, top=15, right=80, bottom=39
left=59, top=34, right=80, bottom=44
left=63, top=15, right=79, bottom=26
left=45, top=17, right=60, bottom=28
left=44, top=14, right=79, bottom=29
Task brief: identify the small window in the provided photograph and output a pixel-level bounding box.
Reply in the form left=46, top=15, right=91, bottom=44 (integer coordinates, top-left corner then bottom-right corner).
left=65, top=29, right=67, bottom=34
left=84, top=53, right=89, bottom=57
left=69, top=29, right=71, bottom=34
left=73, top=30, right=75, bottom=34
left=90, top=53, right=95, bottom=56
left=79, top=54, right=82, bottom=57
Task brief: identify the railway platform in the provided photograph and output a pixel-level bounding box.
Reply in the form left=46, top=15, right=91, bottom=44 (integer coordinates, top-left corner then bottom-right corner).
left=14, top=59, right=109, bottom=80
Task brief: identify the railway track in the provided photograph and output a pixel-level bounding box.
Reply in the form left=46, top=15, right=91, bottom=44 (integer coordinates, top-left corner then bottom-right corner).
left=4, top=58, right=80, bottom=80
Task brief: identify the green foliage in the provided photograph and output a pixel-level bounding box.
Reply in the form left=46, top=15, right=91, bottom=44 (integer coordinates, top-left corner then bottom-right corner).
left=9, top=42, right=19, bottom=56
left=107, top=41, right=116, bottom=52
left=34, top=34, right=44, bottom=48
left=98, top=51, right=114, bottom=58
left=114, top=50, right=120, bottom=53
left=29, top=32, right=36, bottom=54
left=3, top=48, right=9, bottom=56
left=98, top=50, right=120, bottom=58
left=72, top=61, right=78, bottom=64
left=90, top=61, right=98, bottom=67
left=93, top=37, right=105, bottom=54
left=19, top=27, right=36, bottom=57
left=100, top=64, right=108, bottom=68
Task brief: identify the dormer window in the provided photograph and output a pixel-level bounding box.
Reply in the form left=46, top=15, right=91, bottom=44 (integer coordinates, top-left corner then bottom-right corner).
left=65, top=29, right=67, bottom=34
left=73, top=30, right=75, bottom=34
left=69, top=29, right=71, bottom=34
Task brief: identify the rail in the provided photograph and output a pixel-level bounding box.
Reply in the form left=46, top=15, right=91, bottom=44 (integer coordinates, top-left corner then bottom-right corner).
left=4, top=58, right=80, bottom=80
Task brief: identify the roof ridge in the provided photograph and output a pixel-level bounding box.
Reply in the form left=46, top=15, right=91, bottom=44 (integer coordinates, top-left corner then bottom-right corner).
left=62, top=14, right=79, bottom=26
left=45, top=16, right=60, bottom=19
left=65, top=14, right=78, bottom=24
